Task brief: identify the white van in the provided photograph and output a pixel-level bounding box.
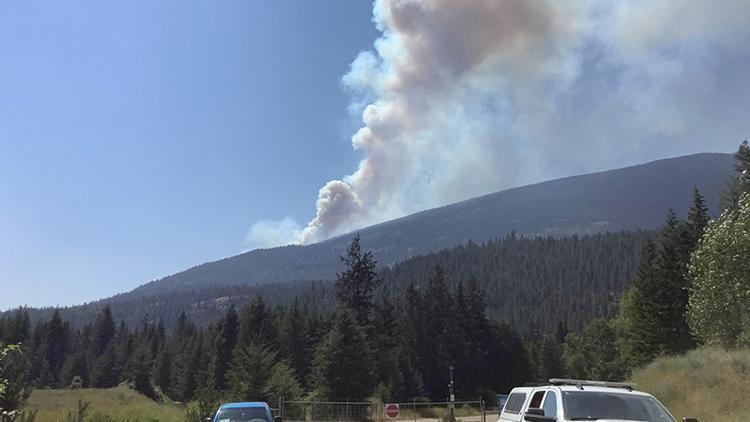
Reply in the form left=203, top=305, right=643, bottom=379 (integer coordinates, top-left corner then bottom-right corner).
left=497, top=379, right=698, bottom=422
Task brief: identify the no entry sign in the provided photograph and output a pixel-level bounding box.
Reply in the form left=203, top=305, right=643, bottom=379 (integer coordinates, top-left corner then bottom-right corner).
left=385, top=403, right=400, bottom=418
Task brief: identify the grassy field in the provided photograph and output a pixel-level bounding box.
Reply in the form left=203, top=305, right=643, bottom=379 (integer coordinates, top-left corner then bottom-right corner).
left=631, top=347, right=750, bottom=422
left=24, top=385, right=186, bottom=422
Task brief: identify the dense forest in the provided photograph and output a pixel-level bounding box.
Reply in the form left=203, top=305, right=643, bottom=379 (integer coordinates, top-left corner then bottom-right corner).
left=10, top=230, right=649, bottom=334
left=0, top=237, right=530, bottom=411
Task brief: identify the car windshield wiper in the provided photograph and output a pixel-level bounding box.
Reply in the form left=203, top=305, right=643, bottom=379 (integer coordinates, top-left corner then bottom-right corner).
left=569, top=417, right=601, bottom=421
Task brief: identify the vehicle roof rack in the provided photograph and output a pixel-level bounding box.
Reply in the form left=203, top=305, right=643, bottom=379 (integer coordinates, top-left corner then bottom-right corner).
left=548, top=378, right=636, bottom=391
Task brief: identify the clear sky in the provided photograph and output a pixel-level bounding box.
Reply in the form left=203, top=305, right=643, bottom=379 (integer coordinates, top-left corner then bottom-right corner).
left=0, top=1, right=377, bottom=309
left=2, top=1, right=749, bottom=310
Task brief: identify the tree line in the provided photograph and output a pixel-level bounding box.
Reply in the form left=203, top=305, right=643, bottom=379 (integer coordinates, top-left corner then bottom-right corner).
left=0, top=235, right=531, bottom=416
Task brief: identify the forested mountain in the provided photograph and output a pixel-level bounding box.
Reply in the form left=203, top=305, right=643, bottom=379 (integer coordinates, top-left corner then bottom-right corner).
left=15, top=231, right=649, bottom=333
left=127, top=153, right=732, bottom=298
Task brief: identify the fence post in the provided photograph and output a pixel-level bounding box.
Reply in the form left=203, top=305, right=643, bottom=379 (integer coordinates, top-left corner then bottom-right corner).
left=413, top=398, right=417, bottom=422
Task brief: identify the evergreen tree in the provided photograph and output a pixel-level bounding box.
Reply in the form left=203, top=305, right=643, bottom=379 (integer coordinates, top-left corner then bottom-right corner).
left=279, top=299, right=311, bottom=386
left=656, top=210, right=695, bottom=354
left=3, top=310, right=30, bottom=346
left=90, top=343, right=118, bottom=388
left=264, top=362, right=302, bottom=406
left=208, top=306, right=239, bottom=391
left=538, top=337, right=563, bottom=381
left=228, top=342, right=276, bottom=402
left=45, top=310, right=70, bottom=387
left=130, top=343, right=156, bottom=399
left=614, top=240, right=661, bottom=369
left=236, top=297, right=275, bottom=350
left=153, top=346, right=172, bottom=396
left=310, top=310, right=374, bottom=401
left=419, top=266, right=453, bottom=398
left=687, top=187, right=710, bottom=247
left=91, top=307, right=115, bottom=358
left=721, top=140, right=750, bottom=210
left=563, top=319, right=624, bottom=381
left=335, top=235, right=381, bottom=327
left=371, top=286, right=405, bottom=401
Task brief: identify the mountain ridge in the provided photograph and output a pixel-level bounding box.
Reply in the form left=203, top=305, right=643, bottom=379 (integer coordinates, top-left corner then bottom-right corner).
left=125, top=152, right=733, bottom=299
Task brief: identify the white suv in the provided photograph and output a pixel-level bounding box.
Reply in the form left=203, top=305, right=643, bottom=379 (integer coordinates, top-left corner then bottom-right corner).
left=497, top=379, right=698, bottom=422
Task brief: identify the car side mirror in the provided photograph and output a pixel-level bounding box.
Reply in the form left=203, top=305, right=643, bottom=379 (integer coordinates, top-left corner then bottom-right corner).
left=524, top=408, right=555, bottom=422
left=683, top=419, right=699, bottom=422
left=274, top=416, right=283, bottom=422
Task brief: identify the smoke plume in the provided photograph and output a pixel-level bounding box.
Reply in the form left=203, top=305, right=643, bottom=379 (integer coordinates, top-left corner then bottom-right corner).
left=253, top=0, right=750, bottom=247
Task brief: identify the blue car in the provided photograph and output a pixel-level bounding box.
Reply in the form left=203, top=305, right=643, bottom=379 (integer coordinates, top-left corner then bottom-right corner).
left=210, top=401, right=279, bottom=422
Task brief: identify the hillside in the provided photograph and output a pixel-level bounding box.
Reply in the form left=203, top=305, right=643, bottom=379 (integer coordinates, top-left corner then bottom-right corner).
left=24, top=385, right=185, bottom=422
left=11, top=231, right=649, bottom=331
left=128, top=152, right=733, bottom=298
left=631, top=348, right=750, bottom=422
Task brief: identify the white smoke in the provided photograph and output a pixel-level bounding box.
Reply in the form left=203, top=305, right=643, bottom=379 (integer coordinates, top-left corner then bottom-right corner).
left=252, top=0, right=750, bottom=247
left=244, top=217, right=302, bottom=250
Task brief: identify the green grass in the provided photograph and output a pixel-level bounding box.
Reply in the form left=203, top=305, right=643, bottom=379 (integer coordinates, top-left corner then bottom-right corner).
left=630, top=347, right=750, bottom=422
left=24, top=385, right=186, bottom=422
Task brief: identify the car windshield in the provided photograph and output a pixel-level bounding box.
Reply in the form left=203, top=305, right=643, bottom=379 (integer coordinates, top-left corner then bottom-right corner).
left=562, top=391, right=675, bottom=421
left=215, top=407, right=270, bottom=422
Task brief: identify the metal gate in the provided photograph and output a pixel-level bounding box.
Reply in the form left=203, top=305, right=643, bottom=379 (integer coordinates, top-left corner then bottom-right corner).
left=280, top=400, right=486, bottom=422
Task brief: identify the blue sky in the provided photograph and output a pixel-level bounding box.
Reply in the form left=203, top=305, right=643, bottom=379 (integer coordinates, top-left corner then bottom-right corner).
left=0, top=1, right=377, bottom=309
left=2, top=1, right=749, bottom=310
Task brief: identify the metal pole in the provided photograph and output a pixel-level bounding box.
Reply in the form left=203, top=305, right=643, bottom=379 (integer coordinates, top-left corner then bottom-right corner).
left=449, top=365, right=455, bottom=419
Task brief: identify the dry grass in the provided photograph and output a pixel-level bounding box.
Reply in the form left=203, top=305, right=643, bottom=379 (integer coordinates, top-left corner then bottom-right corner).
left=24, top=385, right=186, bottom=422
left=630, top=347, right=750, bottom=422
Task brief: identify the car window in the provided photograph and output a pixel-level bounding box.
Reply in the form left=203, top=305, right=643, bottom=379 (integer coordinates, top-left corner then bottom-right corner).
left=542, top=391, right=557, bottom=417
left=562, top=391, right=675, bottom=421
left=503, top=392, right=527, bottom=414
left=529, top=391, right=545, bottom=409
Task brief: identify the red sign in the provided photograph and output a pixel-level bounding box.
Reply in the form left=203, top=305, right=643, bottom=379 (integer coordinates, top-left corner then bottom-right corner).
left=385, top=404, right=400, bottom=418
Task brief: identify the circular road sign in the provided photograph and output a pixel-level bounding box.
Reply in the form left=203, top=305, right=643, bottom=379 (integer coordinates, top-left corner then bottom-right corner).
left=385, top=404, right=400, bottom=419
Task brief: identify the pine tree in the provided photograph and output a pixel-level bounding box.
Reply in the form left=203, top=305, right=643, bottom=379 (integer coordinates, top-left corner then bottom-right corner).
left=236, top=297, right=275, bottom=350
left=538, top=337, right=563, bottom=381
left=90, top=343, right=118, bottom=388
left=656, top=210, right=695, bottom=354
left=208, top=306, right=239, bottom=391
left=264, top=362, right=302, bottom=406
left=91, top=307, right=115, bottom=358
left=153, top=345, right=172, bottom=397
left=227, top=342, right=276, bottom=402
left=45, top=310, right=70, bottom=387
left=615, top=240, right=662, bottom=368
left=279, top=299, right=311, bottom=386
left=371, top=286, right=404, bottom=401
left=419, top=266, right=453, bottom=398
left=721, top=140, right=750, bottom=210
left=335, top=235, right=381, bottom=327
left=310, top=310, right=374, bottom=401
left=130, top=342, right=156, bottom=399
left=687, top=187, right=710, bottom=247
